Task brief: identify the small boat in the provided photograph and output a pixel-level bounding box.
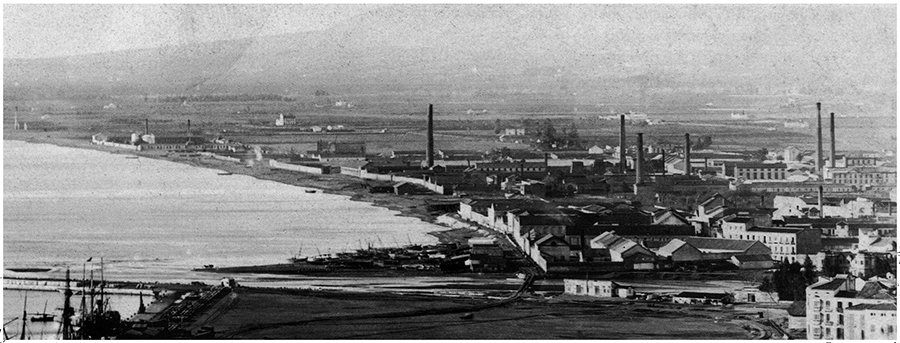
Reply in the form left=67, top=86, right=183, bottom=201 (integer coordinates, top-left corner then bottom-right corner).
left=31, top=301, right=54, bottom=322
left=460, top=313, right=474, bottom=320
left=125, top=156, right=139, bottom=159
left=217, top=172, right=233, bottom=176
left=305, top=190, right=317, bottom=194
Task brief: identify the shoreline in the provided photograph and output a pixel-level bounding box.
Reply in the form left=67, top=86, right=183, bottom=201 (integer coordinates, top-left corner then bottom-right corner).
left=3, top=131, right=472, bottom=245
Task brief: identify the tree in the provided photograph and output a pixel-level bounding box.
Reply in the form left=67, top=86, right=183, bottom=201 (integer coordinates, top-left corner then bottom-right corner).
left=759, top=276, right=776, bottom=293
left=872, top=254, right=897, bottom=278
left=802, top=256, right=817, bottom=285
left=822, top=255, right=840, bottom=277
left=539, top=119, right=557, bottom=149
left=771, top=258, right=815, bottom=301
left=567, top=123, right=581, bottom=148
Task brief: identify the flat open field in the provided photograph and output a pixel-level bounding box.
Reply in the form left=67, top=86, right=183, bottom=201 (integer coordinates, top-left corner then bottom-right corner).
left=5, top=98, right=894, bottom=156
left=210, top=287, right=750, bottom=339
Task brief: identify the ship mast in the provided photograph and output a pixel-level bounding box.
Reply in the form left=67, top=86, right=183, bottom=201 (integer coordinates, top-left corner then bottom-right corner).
left=61, top=268, right=74, bottom=339
left=20, top=293, right=28, bottom=340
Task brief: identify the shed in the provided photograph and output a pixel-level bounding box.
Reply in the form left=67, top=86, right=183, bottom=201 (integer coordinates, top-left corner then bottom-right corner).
left=787, top=301, right=806, bottom=330
left=729, top=254, right=775, bottom=269
left=394, top=182, right=417, bottom=195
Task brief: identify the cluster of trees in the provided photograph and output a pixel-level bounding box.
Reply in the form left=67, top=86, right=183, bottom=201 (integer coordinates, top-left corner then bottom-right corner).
left=533, top=119, right=581, bottom=150
left=692, top=135, right=713, bottom=149
left=759, top=257, right=817, bottom=301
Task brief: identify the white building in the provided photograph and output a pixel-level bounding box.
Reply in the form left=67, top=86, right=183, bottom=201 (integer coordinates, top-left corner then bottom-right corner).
left=806, top=275, right=897, bottom=340
left=563, top=279, right=622, bottom=298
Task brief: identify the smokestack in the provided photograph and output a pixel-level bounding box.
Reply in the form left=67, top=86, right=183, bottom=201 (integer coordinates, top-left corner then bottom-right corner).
left=816, top=102, right=823, bottom=174
left=426, top=104, right=434, bottom=168
left=818, top=185, right=824, bottom=218
left=830, top=112, right=836, bottom=168
left=145, top=119, right=150, bottom=135
left=635, top=133, right=644, bottom=186
left=187, top=119, right=191, bottom=137
left=684, top=133, right=691, bottom=176
left=619, top=115, right=626, bottom=173
left=544, top=152, right=549, bottom=166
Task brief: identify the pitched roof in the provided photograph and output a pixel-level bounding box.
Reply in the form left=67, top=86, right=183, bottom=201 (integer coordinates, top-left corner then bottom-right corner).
left=681, top=237, right=762, bottom=253
left=723, top=216, right=753, bottom=224
left=674, top=292, right=731, bottom=300
left=699, top=193, right=726, bottom=207
left=747, top=226, right=805, bottom=234
left=656, top=239, right=695, bottom=257
left=811, top=278, right=848, bottom=290
left=856, top=280, right=897, bottom=299
left=845, top=303, right=897, bottom=311
left=732, top=254, right=773, bottom=262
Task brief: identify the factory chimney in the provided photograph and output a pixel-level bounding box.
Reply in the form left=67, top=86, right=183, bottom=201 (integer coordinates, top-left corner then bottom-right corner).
left=187, top=119, right=192, bottom=137
left=830, top=112, right=836, bottom=168
left=619, top=114, right=626, bottom=173
left=818, top=185, right=824, bottom=218
left=426, top=104, right=434, bottom=168
left=635, top=133, right=644, bottom=186
left=684, top=133, right=691, bottom=176
left=816, top=102, right=823, bottom=174
left=145, top=119, right=150, bottom=135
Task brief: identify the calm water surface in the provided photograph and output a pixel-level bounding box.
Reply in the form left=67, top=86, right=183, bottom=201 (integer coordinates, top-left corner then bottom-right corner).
left=3, top=140, right=442, bottom=282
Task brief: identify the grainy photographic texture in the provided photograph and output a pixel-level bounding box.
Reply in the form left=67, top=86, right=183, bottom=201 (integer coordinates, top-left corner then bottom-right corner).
left=3, top=4, right=896, bottom=340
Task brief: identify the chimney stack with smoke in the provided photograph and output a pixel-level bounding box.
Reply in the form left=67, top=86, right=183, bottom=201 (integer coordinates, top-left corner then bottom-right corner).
left=684, top=133, right=691, bottom=176
left=426, top=104, right=434, bottom=168
left=635, top=133, right=644, bottom=186
left=187, top=119, right=191, bottom=137
left=619, top=115, right=626, bottom=173
left=830, top=112, right=836, bottom=168
left=816, top=102, right=823, bottom=174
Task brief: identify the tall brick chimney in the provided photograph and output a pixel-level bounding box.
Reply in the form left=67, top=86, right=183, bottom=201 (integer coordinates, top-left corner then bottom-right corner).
left=830, top=112, right=836, bottom=168
left=426, top=104, right=434, bottom=168
left=684, top=133, right=691, bottom=176
left=635, top=133, right=644, bottom=186
left=816, top=102, right=823, bottom=174
left=619, top=114, right=626, bottom=173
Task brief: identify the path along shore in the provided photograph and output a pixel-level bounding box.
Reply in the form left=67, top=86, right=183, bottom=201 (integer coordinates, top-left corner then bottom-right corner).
left=4, top=130, right=476, bottom=245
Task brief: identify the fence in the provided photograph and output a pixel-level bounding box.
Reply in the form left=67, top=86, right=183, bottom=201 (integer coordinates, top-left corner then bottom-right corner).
left=200, top=152, right=243, bottom=164
left=268, top=159, right=331, bottom=174
left=340, top=167, right=449, bottom=195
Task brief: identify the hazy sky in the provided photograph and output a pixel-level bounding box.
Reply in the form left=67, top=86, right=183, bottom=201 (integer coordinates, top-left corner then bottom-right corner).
left=4, top=4, right=382, bottom=59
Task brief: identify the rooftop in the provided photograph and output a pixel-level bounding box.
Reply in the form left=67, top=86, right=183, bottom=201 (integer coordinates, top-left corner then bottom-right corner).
left=811, top=278, right=848, bottom=291
left=681, top=237, right=762, bottom=253
left=747, top=226, right=805, bottom=234
left=673, top=292, right=731, bottom=299
left=845, top=303, right=897, bottom=311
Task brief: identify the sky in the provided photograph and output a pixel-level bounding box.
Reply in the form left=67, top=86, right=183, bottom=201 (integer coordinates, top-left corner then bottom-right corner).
left=3, top=4, right=382, bottom=59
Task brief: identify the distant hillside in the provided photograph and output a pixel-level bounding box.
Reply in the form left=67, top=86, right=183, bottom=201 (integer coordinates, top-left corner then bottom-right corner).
left=4, top=4, right=895, bottom=105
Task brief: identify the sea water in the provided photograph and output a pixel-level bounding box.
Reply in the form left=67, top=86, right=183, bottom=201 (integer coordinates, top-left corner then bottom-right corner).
left=3, top=140, right=442, bottom=287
